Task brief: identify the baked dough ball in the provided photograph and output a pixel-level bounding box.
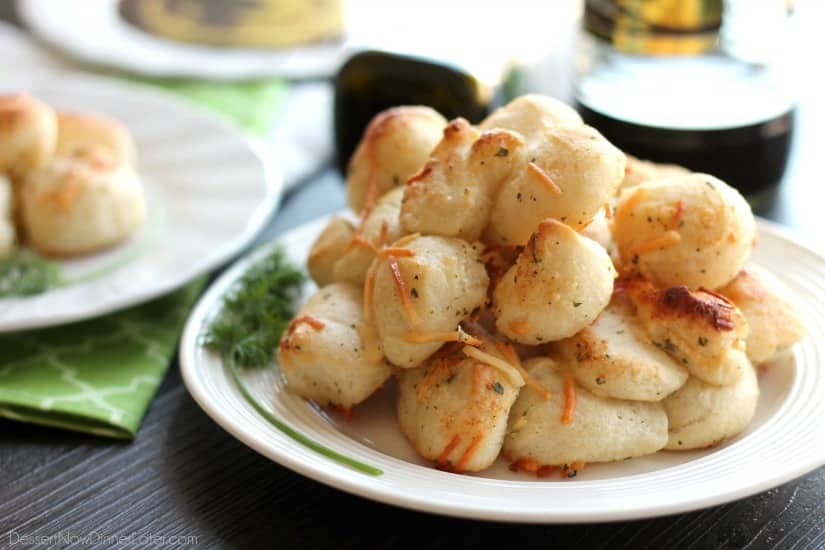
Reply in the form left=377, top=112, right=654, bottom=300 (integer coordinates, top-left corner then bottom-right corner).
left=397, top=350, right=523, bottom=472
left=278, top=283, right=394, bottom=410
left=719, top=265, right=806, bottom=364
left=307, top=216, right=355, bottom=286
left=334, top=186, right=406, bottom=285
left=56, top=111, right=137, bottom=165
left=493, top=219, right=616, bottom=344
left=620, top=155, right=689, bottom=191
left=503, top=358, right=668, bottom=466
left=485, top=123, right=626, bottom=244
left=663, top=351, right=758, bottom=450
left=0, top=94, right=57, bottom=176
left=580, top=207, right=619, bottom=265
left=0, top=175, right=15, bottom=258
left=19, top=149, right=146, bottom=256
left=624, top=277, right=749, bottom=386
left=369, top=235, right=489, bottom=368
left=613, top=173, right=756, bottom=289
left=555, top=301, right=688, bottom=401
left=347, top=106, right=447, bottom=213
left=401, top=119, right=525, bottom=241
left=479, top=94, right=582, bottom=138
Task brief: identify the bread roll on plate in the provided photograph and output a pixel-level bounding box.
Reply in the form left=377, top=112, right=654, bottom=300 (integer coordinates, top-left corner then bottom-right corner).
left=555, top=300, right=688, bottom=402
left=0, top=94, right=57, bottom=176
left=368, top=234, right=489, bottom=368
left=624, top=277, right=748, bottom=386
left=278, top=283, right=393, bottom=410
left=493, top=219, right=616, bottom=344
left=307, top=216, right=355, bottom=287
left=347, top=106, right=446, bottom=213
left=19, top=148, right=146, bottom=257
left=401, top=119, right=525, bottom=241
left=397, top=348, right=523, bottom=473
left=485, top=123, right=626, bottom=245
left=613, top=173, right=755, bottom=289
left=663, top=350, right=758, bottom=450
left=56, top=111, right=137, bottom=165
left=334, top=186, right=406, bottom=285
left=479, top=94, right=582, bottom=139
left=503, top=357, right=668, bottom=467
left=719, top=265, right=806, bottom=365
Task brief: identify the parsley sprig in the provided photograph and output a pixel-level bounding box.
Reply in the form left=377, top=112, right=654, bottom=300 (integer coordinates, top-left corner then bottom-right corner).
left=0, top=251, right=60, bottom=298
left=203, top=246, right=382, bottom=476
left=204, top=248, right=304, bottom=368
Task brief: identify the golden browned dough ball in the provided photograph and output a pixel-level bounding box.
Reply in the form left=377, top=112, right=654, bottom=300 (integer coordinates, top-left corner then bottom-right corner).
left=0, top=174, right=15, bottom=258
left=613, top=173, right=756, bottom=289
left=368, top=235, right=489, bottom=368
left=278, top=283, right=394, bottom=410
left=624, top=277, right=749, bottom=386
left=334, top=186, right=406, bottom=285
left=555, top=300, right=688, bottom=402
left=620, top=155, right=689, bottom=192
left=347, top=106, right=447, bottom=213
left=397, top=349, right=523, bottom=473
left=493, top=219, right=616, bottom=344
left=663, top=351, right=758, bottom=450
left=479, top=94, right=582, bottom=137
left=56, top=111, right=137, bottom=165
left=503, top=358, right=668, bottom=467
left=307, top=216, right=355, bottom=286
left=485, top=123, right=626, bottom=245
left=19, top=149, right=146, bottom=257
left=719, top=265, right=806, bottom=364
left=400, top=119, right=525, bottom=241
left=0, top=94, right=57, bottom=176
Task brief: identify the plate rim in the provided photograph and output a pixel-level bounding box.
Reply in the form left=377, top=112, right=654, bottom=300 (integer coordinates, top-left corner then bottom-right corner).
left=0, top=70, right=283, bottom=332
left=16, top=0, right=345, bottom=80
left=179, top=216, right=825, bottom=523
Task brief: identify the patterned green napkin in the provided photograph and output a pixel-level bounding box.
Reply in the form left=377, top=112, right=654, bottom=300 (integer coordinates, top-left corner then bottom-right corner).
left=120, top=74, right=289, bottom=136
left=0, top=280, right=204, bottom=438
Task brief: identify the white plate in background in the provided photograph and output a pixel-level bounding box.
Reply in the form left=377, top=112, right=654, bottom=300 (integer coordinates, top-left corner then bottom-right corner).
left=16, top=0, right=345, bottom=80
left=0, top=71, right=281, bottom=331
left=180, top=216, right=825, bottom=523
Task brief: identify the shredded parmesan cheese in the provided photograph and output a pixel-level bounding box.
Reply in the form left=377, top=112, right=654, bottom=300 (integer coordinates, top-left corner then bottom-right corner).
left=527, top=162, right=562, bottom=195
left=561, top=375, right=577, bottom=424
left=387, top=255, right=420, bottom=327
left=376, top=247, right=415, bottom=258
left=438, top=434, right=461, bottom=465
left=462, top=346, right=525, bottom=387
left=455, top=432, right=484, bottom=472
left=494, top=342, right=551, bottom=400
left=404, top=328, right=482, bottom=346
left=628, top=230, right=682, bottom=256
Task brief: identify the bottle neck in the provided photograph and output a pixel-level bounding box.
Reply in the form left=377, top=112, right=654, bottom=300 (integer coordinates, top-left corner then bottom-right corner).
left=584, top=0, right=722, bottom=56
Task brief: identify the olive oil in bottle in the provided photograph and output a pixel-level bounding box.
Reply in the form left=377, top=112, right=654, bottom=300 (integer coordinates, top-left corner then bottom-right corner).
left=575, top=0, right=795, bottom=209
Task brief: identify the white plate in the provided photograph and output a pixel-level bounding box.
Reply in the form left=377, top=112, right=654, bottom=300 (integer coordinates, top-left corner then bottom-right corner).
left=180, top=216, right=825, bottom=523
left=0, top=70, right=280, bottom=332
left=16, top=0, right=345, bottom=80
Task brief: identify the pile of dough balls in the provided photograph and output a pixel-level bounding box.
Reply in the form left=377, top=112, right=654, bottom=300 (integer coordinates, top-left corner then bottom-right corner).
left=279, top=95, right=805, bottom=477
left=0, top=93, right=145, bottom=259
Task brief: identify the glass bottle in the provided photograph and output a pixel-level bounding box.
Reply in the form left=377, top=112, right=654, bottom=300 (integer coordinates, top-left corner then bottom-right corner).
left=575, top=0, right=795, bottom=210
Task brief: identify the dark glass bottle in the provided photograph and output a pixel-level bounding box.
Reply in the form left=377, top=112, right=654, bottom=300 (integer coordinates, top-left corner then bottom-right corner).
left=575, top=0, right=795, bottom=209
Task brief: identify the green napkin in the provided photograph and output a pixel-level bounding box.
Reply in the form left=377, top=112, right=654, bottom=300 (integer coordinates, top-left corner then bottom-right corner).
left=0, top=280, right=204, bottom=438
left=119, top=74, right=289, bottom=137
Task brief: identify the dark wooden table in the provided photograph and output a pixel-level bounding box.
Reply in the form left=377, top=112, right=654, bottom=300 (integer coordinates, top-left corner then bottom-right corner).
left=4, top=6, right=825, bottom=550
